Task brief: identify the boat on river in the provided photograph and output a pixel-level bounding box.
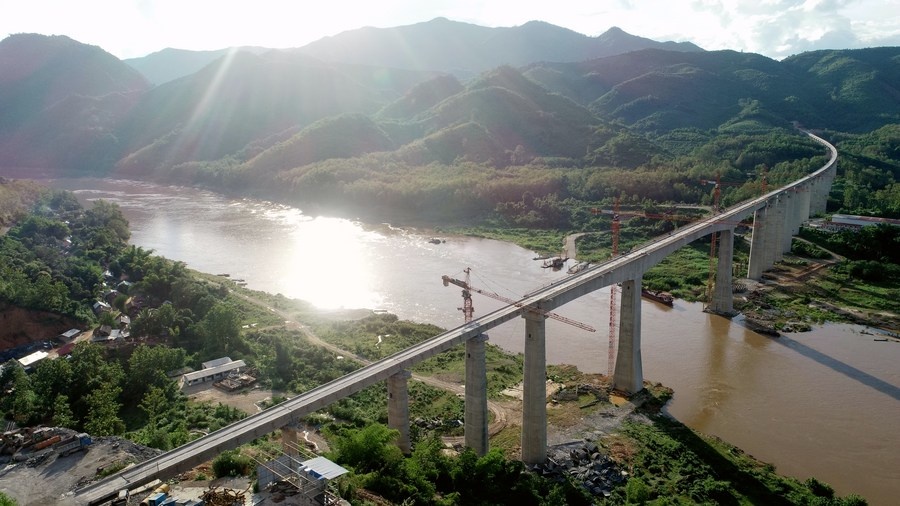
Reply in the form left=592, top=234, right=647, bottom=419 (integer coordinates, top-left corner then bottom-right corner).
left=641, top=288, right=674, bottom=306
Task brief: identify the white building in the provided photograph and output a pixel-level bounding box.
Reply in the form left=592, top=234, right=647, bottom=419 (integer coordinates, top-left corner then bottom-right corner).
left=181, top=358, right=246, bottom=387
left=18, top=351, right=48, bottom=371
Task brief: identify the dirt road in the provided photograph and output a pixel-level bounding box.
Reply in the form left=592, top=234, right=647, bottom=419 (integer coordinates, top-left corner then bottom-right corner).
left=230, top=291, right=510, bottom=437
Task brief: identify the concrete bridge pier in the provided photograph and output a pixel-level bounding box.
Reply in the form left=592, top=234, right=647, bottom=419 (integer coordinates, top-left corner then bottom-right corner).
left=763, top=200, right=780, bottom=267
left=465, top=334, right=489, bottom=456
left=812, top=177, right=824, bottom=216
left=799, top=184, right=811, bottom=223
left=710, top=228, right=735, bottom=315
left=387, top=369, right=413, bottom=454
left=812, top=163, right=835, bottom=215
left=282, top=424, right=300, bottom=457
left=612, top=278, right=643, bottom=395
left=772, top=196, right=786, bottom=262
left=521, top=309, right=547, bottom=465
left=782, top=192, right=796, bottom=253
left=784, top=190, right=801, bottom=238
left=747, top=206, right=770, bottom=279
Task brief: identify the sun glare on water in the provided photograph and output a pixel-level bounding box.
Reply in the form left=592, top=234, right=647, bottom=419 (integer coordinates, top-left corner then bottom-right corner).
left=281, top=216, right=381, bottom=309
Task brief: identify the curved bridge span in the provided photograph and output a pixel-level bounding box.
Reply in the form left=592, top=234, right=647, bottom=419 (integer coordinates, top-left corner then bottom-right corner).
left=75, top=131, right=837, bottom=504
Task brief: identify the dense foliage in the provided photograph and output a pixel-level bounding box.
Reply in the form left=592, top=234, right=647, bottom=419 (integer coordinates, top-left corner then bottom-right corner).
left=829, top=125, right=900, bottom=217
left=329, top=424, right=590, bottom=505
left=620, top=417, right=867, bottom=505
left=0, top=191, right=128, bottom=320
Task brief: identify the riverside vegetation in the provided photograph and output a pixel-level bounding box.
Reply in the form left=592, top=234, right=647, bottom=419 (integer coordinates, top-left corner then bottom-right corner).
left=0, top=185, right=874, bottom=504
left=2, top=29, right=898, bottom=506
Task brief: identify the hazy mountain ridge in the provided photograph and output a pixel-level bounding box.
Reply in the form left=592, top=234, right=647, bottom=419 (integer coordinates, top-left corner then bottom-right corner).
left=295, top=18, right=703, bottom=77
left=124, top=46, right=270, bottom=85
left=1, top=31, right=900, bottom=181
left=0, top=34, right=149, bottom=171
left=124, top=18, right=704, bottom=84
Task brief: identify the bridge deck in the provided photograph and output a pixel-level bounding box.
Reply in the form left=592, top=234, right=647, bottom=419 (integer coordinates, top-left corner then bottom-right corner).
left=74, top=131, right=836, bottom=505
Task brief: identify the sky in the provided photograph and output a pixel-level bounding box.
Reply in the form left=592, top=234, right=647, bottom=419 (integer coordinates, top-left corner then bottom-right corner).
left=3, top=0, right=899, bottom=60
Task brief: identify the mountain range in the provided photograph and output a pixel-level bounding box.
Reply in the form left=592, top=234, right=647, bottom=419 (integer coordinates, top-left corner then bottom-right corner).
left=125, top=18, right=703, bottom=85
left=0, top=19, right=899, bottom=185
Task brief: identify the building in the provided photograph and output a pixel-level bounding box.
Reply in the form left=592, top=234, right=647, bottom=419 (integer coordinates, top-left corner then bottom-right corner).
left=18, top=351, right=48, bottom=372
left=58, top=329, right=81, bottom=343
left=181, top=358, right=247, bottom=388
left=92, top=300, right=112, bottom=315
left=257, top=455, right=347, bottom=505
left=202, top=357, right=233, bottom=369
left=830, top=214, right=900, bottom=229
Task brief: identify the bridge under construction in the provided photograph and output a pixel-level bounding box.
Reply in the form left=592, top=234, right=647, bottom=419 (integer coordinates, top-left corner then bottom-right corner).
left=74, top=131, right=837, bottom=505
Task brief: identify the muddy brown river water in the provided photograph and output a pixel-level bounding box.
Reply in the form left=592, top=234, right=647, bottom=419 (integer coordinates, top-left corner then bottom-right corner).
left=49, top=178, right=900, bottom=504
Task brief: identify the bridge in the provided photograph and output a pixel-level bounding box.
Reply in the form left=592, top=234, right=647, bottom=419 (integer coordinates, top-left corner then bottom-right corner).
left=74, top=131, right=837, bottom=504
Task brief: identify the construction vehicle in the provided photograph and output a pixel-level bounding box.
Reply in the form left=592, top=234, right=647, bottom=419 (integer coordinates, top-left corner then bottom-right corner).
left=33, top=434, right=61, bottom=450
left=54, top=432, right=92, bottom=457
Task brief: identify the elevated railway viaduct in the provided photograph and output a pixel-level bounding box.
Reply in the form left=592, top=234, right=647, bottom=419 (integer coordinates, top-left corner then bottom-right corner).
left=75, top=131, right=837, bottom=504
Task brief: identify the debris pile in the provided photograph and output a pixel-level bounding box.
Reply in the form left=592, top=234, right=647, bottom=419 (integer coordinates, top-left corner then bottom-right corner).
left=532, top=442, right=627, bottom=499
left=551, top=383, right=609, bottom=405
left=268, top=480, right=300, bottom=503
left=201, top=484, right=250, bottom=506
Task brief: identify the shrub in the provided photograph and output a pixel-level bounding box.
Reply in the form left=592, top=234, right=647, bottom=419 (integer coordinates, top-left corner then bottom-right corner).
left=212, top=450, right=253, bottom=478
left=625, top=477, right=650, bottom=504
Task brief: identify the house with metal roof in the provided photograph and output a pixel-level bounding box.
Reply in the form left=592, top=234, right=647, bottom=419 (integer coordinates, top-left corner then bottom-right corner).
left=18, top=351, right=48, bottom=371
left=181, top=359, right=246, bottom=388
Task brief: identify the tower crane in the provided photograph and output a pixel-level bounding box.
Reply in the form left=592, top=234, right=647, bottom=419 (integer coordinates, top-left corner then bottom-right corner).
left=698, top=174, right=758, bottom=306
left=590, top=197, right=624, bottom=377
left=442, top=267, right=596, bottom=332
left=700, top=176, right=724, bottom=307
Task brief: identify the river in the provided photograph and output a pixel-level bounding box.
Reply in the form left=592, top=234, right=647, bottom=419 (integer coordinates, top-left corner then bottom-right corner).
left=50, top=178, right=900, bottom=504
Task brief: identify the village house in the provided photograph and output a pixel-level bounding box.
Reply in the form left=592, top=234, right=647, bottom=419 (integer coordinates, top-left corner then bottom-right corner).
left=180, top=357, right=246, bottom=388
left=58, top=328, right=81, bottom=343
left=92, top=300, right=111, bottom=315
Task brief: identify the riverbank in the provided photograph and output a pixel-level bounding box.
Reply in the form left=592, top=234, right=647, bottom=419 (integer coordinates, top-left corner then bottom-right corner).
left=218, top=285, right=869, bottom=505
left=737, top=253, right=900, bottom=336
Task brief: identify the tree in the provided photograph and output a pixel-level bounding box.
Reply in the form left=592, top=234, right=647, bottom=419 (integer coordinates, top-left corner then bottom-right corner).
left=52, top=394, right=76, bottom=428
left=0, top=491, right=18, bottom=506
left=139, top=385, right=171, bottom=429
left=68, top=343, right=124, bottom=423
left=201, top=303, right=242, bottom=354
left=331, top=424, right=404, bottom=474
left=32, top=357, right=73, bottom=417
left=84, top=385, right=125, bottom=436
left=126, top=344, right=186, bottom=403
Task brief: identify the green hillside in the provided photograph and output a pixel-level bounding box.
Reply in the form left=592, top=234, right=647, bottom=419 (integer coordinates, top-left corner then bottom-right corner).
left=1, top=33, right=900, bottom=224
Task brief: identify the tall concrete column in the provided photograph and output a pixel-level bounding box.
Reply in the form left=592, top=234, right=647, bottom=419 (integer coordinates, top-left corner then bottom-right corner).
left=809, top=178, right=822, bottom=216
left=612, top=278, right=643, bottom=395
left=465, top=333, right=489, bottom=456
left=387, top=369, right=412, bottom=454
left=747, top=206, right=769, bottom=279
left=783, top=193, right=796, bottom=252
left=710, top=228, right=735, bottom=315
left=772, top=196, right=786, bottom=262
left=790, top=191, right=802, bottom=236
left=521, top=310, right=547, bottom=465
left=799, top=185, right=811, bottom=223
left=282, top=424, right=300, bottom=457
left=766, top=197, right=780, bottom=268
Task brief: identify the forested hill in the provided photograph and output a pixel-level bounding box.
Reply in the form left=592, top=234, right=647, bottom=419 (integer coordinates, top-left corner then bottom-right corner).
left=1, top=31, right=900, bottom=222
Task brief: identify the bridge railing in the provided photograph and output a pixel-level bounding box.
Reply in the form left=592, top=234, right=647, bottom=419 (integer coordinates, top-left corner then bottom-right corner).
left=75, top=130, right=838, bottom=505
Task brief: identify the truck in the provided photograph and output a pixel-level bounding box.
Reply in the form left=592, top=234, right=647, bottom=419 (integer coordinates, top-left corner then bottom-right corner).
left=33, top=434, right=61, bottom=450
left=53, top=433, right=92, bottom=457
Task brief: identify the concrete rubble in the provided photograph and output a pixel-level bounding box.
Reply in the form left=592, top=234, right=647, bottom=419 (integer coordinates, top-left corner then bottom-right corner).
left=532, top=441, right=627, bottom=499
